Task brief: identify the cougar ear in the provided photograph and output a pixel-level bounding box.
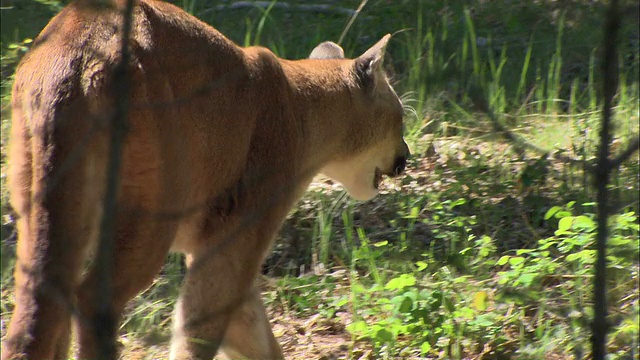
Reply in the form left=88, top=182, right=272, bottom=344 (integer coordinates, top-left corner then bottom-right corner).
left=354, top=34, right=391, bottom=88
left=309, top=41, right=345, bottom=59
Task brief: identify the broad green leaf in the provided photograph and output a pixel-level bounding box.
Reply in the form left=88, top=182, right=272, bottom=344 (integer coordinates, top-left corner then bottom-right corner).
left=567, top=250, right=596, bottom=263
left=508, top=256, right=525, bottom=266
left=555, top=210, right=573, bottom=219
left=573, top=215, right=595, bottom=230
left=399, top=296, right=413, bottom=313
left=346, top=320, right=368, bottom=335
left=415, top=261, right=428, bottom=271
left=451, top=198, right=466, bottom=208
left=557, top=217, right=574, bottom=232
left=471, top=314, right=494, bottom=327
left=385, top=274, right=417, bottom=290
left=539, top=240, right=556, bottom=250
left=421, top=342, right=432, bottom=354
left=516, top=249, right=534, bottom=255
left=375, top=328, right=394, bottom=342
left=419, top=289, right=431, bottom=299
left=517, top=273, right=536, bottom=286
left=496, top=255, right=510, bottom=266
left=544, top=206, right=562, bottom=220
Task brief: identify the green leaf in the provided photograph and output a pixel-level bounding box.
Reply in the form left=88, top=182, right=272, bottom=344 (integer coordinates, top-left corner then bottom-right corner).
left=539, top=240, right=556, bottom=250
left=608, top=237, right=631, bottom=246
left=517, top=273, right=536, bottom=286
left=346, top=320, right=368, bottom=335
left=557, top=217, right=574, bottom=232
left=351, top=282, right=366, bottom=294
left=555, top=210, right=573, bottom=219
left=375, top=328, right=394, bottom=342
left=415, top=261, right=428, bottom=271
left=566, top=250, right=596, bottom=264
left=451, top=198, right=466, bottom=208
left=385, top=274, right=417, bottom=290
left=421, top=342, right=432, bottom=354
left=373, top=240, right=389, bottom=247
left=544, top=206, right=562, bottom=220
left=496, top=255, right=510, bottom=266
left=410, top=206, right=420, bottom=218
left=573, top=215, right=595, bottom=231
left=508, top=256, right=525, bottom=266
left=471, top=314, right=494, bottom=327
left=399, top=296, right=413, bottom=313
left=333, top=297, right=349, bottom=308
left=516, top=249, right=534, bottom=255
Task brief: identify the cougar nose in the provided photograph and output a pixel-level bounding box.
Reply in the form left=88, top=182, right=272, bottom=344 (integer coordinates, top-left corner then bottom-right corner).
left=393, top=142, right=410, bottom=176
left=393, top=155, right=407, bottom=176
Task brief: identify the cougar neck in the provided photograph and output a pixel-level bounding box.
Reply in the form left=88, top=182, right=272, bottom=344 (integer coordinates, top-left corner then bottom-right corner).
left=279, top=58, right=357, bottom=175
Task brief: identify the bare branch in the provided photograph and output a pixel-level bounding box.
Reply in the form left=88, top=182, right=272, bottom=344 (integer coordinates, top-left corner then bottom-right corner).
left=592, top=0, right=620, bottom=358
left=94, top=0, right=135, bottom=358
left=610, top=136, right=639, bottom=169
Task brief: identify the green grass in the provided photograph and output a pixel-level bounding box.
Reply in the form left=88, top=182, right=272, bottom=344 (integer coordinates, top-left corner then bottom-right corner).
left=1, top=0, right=639, bottom=359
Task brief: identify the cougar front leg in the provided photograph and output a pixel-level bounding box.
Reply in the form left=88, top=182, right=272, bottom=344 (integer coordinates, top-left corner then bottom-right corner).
left=220, top=286, right=283, bottom=359
left=170, top=234, right=283, bottom=360
left=169, top=249, right=255, bottom=359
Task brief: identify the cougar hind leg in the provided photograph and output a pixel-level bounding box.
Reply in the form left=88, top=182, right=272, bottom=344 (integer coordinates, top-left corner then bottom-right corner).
left=3, top=102, right=105, bottom=360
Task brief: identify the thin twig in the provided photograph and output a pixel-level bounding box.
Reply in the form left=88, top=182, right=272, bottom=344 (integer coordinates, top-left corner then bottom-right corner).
left=592, top=0, right=619, bottom=358
left=338, top=0, right=368, bottom=45
left=94, top=0, right=135, bottom=358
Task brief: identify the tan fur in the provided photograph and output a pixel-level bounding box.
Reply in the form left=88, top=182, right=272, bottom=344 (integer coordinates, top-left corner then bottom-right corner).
left=2, top=0, right=409, bottom=358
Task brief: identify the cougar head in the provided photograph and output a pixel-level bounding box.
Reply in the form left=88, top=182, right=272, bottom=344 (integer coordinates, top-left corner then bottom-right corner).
left=312, top=35, right=410, bottom=201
